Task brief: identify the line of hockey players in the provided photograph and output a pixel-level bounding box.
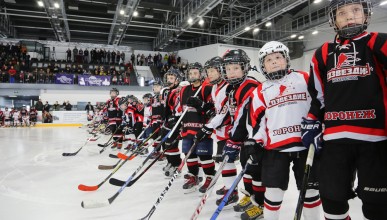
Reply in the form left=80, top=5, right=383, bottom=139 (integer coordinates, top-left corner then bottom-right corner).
left=0, top=105, right=38, bottom=127
left=86, top=0, right=387, bottom=218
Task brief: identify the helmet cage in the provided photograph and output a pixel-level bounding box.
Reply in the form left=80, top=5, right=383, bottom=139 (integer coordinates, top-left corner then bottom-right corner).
left=328, top=0, right=372, bottom=39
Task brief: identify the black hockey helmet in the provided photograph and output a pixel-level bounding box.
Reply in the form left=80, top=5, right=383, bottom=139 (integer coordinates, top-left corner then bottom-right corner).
left=328, top=0, right=372, bottom=39
left=126, top=94, right=138, bottom=104
left=186, top=62, right=204, bottom=83
left=143, top=93, right=152, bottom=99
left=118, top=96, right=128, bottom=105
left=163, top=68, right=182, bottom=87
left=118, top=96, right=128, bottom=111
left=204, top=56, right=223, bottom=84
left=110, top=87, right=119, bottom=96
left=222, top=49, right=250, bottom=85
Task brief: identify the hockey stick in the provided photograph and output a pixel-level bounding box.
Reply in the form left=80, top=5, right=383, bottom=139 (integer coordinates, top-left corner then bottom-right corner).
left=108, top=137, right=178, bottom=187
left=81, top=131, right=172, bottom=208
left=81, top=86, right=202, bottom=208
left=139, top=140, right=200, bottom=220
left=191, top=155, right=229, bottom=220
left=108, top=124, right=149, bottom=159
left=98, top=128, right=160, bottom=170
left=293, top=144, right=315, bottom=220
left=78, top=129, right=159, bottom=190
left=62, top=136, right=100, bottom=156
left=210, top=159, right=252, bottom=220
left=99, top=125, right=123, bottom=154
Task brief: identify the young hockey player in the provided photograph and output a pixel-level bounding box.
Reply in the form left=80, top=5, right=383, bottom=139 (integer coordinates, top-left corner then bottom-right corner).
left=194, top=56, right=239, bottom=207
left=302, top=0, right=387, bottom=219
left=103, top=88, right=123, bottom=149
left=20, top=105, right=29, bottom=127
left=29, top=106, right=38, bottom=126
left=177, top=62, right=215, bottom=193
left=4, top=107, right=11, bottom=127
left=221, top=49, right=264, bottom=219
left=12, top=108, right=20, bottom=127
left=142, top=93, right=153, bottom=138
left=0, top=108, right=3, bottom=127
left=247, top=41, right=321, bottom=220
left=148, top=80, right=165, bottom=159
left=161, top=68, right=183, bottom=176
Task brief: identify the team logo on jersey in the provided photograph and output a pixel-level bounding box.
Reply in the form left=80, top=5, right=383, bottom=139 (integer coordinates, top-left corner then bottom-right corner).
left=279, top=85, right=287, bottom=96
left=268, top=92, right=307, bottom=108
left=327, top=51, right=372, bottom=83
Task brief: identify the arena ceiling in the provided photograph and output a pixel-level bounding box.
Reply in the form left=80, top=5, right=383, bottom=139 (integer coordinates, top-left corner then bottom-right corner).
left=0, top=0, right=385, bottom=51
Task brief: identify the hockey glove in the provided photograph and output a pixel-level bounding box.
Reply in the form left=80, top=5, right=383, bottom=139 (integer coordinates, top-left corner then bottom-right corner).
left=301, top=117, right=323, bottom=154
left=223, top=140, right=242, bottom=163
left=167, top=116, right=178, bottom=128
left=187, top=96, right=203, bottom=110
left=195, top=126, right=213, bottom=142
left=243, top=139, right=264, bottom=164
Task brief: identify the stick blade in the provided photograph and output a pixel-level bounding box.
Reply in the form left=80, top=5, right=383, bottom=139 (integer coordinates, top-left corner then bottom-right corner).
left=109, top=178, right=127, bottom=187
left=62, top=152, right=76, bottom=156
left=117, top=153, right=128, bottom=160
left=78, top=184, right=99, bottom=191
left=97, top=144, right=105, bottom=147
left=98, top=164, right=116, bottom=170
left=81, top=199, right=110, bottom=209
left=109, top=154, right=118, bottom=159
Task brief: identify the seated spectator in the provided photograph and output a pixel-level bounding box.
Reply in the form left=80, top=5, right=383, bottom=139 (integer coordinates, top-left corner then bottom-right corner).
left=64, top=101, right=72, bottom=111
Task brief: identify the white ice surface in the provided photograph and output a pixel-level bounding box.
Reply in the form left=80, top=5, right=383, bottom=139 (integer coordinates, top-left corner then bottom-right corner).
left=0, top=127, right=364, bottom=220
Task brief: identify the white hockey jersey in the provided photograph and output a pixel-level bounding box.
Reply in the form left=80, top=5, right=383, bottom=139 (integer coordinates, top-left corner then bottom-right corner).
left=205, top=80, right=232, bottom=141
left=248, top=70, right=311, bottom=151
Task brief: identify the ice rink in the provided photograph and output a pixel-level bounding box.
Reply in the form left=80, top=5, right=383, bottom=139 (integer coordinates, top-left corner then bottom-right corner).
left=0, top=126, right=364, bottom=220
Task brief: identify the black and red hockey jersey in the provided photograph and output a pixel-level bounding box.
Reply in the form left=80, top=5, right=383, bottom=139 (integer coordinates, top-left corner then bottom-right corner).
left=177, top=83, right=212, bottom=138
left=103, top=97, right=122, bottom=122
left=20, top=109, right=29, bottom=117
left=308, top=32, right=387, bottom=143
left=228, top=77, right=260, bottom=142
left=163, top=86, right=180, bottom=129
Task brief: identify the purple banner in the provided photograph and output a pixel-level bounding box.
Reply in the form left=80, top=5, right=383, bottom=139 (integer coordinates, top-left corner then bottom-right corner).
left=78, top=75, right=111, bottom=86
left=55, top=73, right=74, bottom=84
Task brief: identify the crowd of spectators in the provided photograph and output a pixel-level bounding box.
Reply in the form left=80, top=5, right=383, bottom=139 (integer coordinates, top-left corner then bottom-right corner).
left=0, top=42, right=183, bottom=85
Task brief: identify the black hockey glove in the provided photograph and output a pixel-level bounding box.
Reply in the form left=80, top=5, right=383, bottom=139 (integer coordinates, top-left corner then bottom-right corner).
left=301, top=117, right=323, bottom=154
left=243, top=139, right=264, bottom=164
left=195, top=126, right=213, bottom=142
left=202, top=102, right=215, bottom=119
left=167, top=116, right=178, bottom=128
left=223, top=140, right=242, bottom=163
left=187, top=96, right=203, bottom=110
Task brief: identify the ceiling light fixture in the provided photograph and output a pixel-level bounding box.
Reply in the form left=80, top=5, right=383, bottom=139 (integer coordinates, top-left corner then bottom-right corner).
left=133, top=11, right=138, bottom=17
left=253, top=28, right=260, bottom=33
left=265, top=22, right=272, bottom=27
left=120, top=9, right=125, bottom=15
left=290, top=34, right=297, bottom=38
left=198, top=18, right=204, bottom=26
left=313, top=0, right=322, bottom=4
left=188, top=17, right=193, bottom=24
left=380, top=0, right=387, bottom=5
left=298, top=35, right=304, bottom=40
left=37, top=1, right=44, bottom=7
left=54, top=2, right=59, bottom=8
left=312, top=30, right=318, bottom=35
left=244, top=27, right=251, bottom=31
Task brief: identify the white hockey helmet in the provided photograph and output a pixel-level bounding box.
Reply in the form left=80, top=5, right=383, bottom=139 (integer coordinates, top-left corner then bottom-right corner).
left=258, top=41, right=290, bottom=80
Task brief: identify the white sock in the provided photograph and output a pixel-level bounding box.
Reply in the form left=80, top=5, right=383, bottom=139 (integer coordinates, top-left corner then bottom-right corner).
left=303, top=189, right=321, bottom=220
left=264, top=187, right=285, bottom=220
